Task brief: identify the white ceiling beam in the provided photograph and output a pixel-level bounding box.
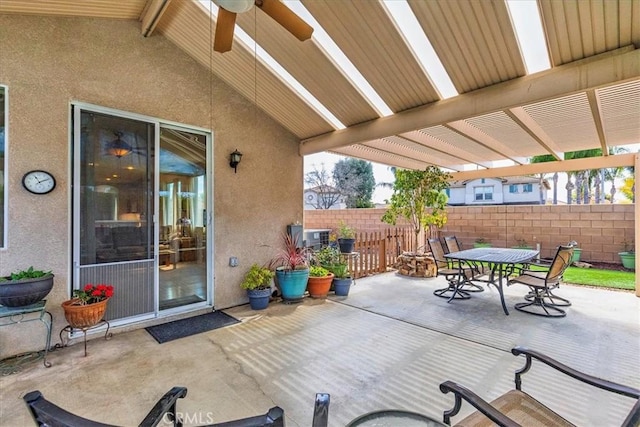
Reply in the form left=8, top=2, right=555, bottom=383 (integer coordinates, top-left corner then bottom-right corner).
left=449, top=153, right=635, bottom=180
left=300, top=46, right=640, bottom=155
left=586, top=89, right=609, bottom=155
left=504, top=108, right=564, bottom=160
left=140, top=0, right=171, bottom=37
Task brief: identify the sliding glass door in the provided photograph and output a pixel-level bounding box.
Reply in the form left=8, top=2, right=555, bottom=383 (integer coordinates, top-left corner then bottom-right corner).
left=158, top=126, right=208, bottom=311
left=72, top=104, right=211, bottom=324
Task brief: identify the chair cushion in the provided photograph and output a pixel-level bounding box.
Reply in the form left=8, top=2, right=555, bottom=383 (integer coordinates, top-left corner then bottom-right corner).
left=454, top=390, right=575, bottom=427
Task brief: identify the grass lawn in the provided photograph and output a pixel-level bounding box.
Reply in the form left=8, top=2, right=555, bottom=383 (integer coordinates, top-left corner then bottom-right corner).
left=563, top=267, right=635, bottom=291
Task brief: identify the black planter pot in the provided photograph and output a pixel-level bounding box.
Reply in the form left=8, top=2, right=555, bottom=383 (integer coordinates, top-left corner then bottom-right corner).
left=338, top=238, right=356, bottom=254
left=0, top=274, right=54, bottom=307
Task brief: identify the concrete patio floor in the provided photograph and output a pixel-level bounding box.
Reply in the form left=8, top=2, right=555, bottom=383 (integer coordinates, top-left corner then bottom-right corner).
left=1, top=272, right=638, bottom=426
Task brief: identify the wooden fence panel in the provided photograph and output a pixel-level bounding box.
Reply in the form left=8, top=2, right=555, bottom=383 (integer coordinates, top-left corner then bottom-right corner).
left=347, top=227, right=415, bottom=279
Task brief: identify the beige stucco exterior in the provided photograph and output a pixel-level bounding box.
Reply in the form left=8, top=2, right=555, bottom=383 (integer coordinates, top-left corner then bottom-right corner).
left=0, top=15, right=303, bottom=358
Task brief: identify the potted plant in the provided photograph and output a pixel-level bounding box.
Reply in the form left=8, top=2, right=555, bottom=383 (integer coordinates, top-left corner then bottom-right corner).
left=567, top=240, right=581, bottom=264
left=330, top=262, right=352, bottom=297
left=240, top=264, right=274, bottom=310
left=270, top=232, right=310, bottom=302
left=511, top=238, right=533, bottom=250
left=312, top=246, right=353, bottom=296
left=618, top=239, right=635, bottom=270
left=473, top=238, right=492, bottom=248
left=0, top=267, right=54, bottom=307
left=337, top=220, right=356, bottom=253
left=61, top=283, right=114, bottom=329
left=306, top=266, right=334, bottom=299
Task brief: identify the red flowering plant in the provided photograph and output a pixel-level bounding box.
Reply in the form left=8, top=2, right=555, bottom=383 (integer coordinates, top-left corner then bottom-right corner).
left=72, top=284, right=114, bottom=305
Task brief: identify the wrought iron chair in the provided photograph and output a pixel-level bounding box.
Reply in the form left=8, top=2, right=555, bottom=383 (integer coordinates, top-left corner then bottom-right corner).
left=443, top=236, right=485, bottom=292
left=440, top=346, right=640, bottom=427
left=24, top=387, right=286, bottom=427
left=427, top=238, right=475, bottom=301
left=507, top=244, right=574, bottom=317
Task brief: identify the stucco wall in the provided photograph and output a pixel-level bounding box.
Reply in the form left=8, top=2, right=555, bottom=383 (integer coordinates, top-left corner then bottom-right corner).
left=305, top=204, right=635, bottom=262
left=0, top=15, right=302, bottom=357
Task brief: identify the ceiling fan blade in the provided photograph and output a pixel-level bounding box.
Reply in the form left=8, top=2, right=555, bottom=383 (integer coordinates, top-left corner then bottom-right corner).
left=257, top=0, right=314, bottom=41
left=214, top=8, right=237, bottom=53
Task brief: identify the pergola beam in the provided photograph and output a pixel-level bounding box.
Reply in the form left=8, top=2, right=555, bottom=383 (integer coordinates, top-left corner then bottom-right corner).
left=140, top=0, right=171, bottom=37
left=448, top=153, right=635, bottom=181
left=300, top=47, right=640, bottom=155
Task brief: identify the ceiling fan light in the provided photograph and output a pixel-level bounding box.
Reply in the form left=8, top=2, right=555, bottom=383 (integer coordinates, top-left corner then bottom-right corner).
left=213, top=0, right=254, bottom=14
left=107, top=137, right=133, bottom=158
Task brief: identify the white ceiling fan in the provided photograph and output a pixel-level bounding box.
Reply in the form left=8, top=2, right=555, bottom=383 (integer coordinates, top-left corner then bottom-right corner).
left=211, top=0, right=314, bottom=53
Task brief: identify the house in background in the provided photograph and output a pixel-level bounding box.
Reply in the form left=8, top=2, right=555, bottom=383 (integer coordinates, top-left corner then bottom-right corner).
left=447, top=177, right=549, bottom=206
left=304, top=185, right=345, bottom=210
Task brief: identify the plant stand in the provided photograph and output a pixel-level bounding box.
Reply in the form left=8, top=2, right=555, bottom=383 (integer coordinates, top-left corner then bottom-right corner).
left=0, top=300, right=52, bottom=367
left=57, top=320, right=112, bottom=357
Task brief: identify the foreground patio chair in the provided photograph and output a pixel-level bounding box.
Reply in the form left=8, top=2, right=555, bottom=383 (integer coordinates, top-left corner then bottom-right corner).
left=440, top=346, right=640, bottom=427
left=427, top=238, right=476, bottom=301
left=24, top=387, right=285, bottom=427
left=507, top=244, right=574, bottom=317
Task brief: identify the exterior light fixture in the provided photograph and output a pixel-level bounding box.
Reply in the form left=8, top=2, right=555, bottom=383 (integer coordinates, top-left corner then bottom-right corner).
left=229, top=149, right=242, bottom=173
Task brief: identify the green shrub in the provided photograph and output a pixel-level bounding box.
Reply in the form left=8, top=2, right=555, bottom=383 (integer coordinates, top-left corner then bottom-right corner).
left=0, top=266, right=52, bottom=282
left=240, top=264, right=274, bottom=290
left=309, top=265, right=331, bottom=277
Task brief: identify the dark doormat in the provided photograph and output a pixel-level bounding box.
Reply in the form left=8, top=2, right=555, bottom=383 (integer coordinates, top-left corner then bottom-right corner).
left=145, top=311, right=240, bottom=344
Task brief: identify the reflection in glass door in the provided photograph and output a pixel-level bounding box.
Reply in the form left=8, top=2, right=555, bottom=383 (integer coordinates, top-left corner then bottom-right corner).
left=158, top=127, right=208, bottom=310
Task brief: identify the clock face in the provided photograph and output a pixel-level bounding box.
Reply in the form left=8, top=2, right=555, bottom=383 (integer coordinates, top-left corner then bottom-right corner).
left=22, top=170, right=56, bottom=194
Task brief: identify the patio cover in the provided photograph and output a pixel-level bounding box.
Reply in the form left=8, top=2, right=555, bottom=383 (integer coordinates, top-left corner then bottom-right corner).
left=0, top=0, right=638, bottom=173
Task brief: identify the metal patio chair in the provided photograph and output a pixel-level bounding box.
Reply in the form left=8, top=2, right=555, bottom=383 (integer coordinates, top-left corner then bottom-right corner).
left=24, top=387, right=286, bottom=427
left=427, top=238, right=475, bottom=301
left=440, top=346, right=640, bottom=427
left=507, top=244, right=574, bottom=317
left=443, top=236, right=485, bottom=292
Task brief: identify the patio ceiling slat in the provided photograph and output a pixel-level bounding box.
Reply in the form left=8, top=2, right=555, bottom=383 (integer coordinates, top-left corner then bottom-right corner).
left=408, top=0, right=525, bottom=94
left=0, top=0, right=146, bottom=19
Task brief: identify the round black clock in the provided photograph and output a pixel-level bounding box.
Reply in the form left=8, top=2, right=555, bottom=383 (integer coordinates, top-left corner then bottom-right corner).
left=22, top=170, right=56, bottom=195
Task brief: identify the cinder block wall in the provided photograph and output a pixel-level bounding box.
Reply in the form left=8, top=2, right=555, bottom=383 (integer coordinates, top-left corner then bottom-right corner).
left=304, top=204, right=635, bottom=263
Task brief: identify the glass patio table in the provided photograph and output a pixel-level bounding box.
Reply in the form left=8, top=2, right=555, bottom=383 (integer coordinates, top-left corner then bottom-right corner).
left=444, top=247, right=538, bottom=315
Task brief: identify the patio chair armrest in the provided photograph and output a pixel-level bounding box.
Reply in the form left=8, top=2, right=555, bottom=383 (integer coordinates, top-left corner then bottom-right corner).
left=511, top=347, right=640, bottom=399
left=200, top=407, right=285, bottom=426
left=23, top=391, right=117, bottom=427
left=439, top=381, right=521, bottom=427
left=139, top=386, right=188, bottom=427
left=621, top=399, right=640, bottom=427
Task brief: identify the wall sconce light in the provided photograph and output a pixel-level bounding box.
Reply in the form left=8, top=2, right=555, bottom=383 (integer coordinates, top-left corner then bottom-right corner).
left=229, top=149, right=243, bottom=173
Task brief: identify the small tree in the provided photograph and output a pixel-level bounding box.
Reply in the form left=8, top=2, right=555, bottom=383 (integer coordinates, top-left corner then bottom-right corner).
left=381, top=166, right=451, bottom=249
left=333, top=158, right=375, bottom=208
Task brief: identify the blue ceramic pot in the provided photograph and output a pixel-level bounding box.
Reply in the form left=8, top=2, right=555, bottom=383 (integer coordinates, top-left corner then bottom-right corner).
left=246, top=288, right=271, bottom=310
left=333, top=277, right=352, bottom=296
left=275, top=268, right=309, bottom=301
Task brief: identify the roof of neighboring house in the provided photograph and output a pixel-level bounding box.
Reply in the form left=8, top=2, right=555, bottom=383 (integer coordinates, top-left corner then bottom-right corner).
left=305, top=185, right=340, bottom=194
left=448, top=176, right=550, bottom=189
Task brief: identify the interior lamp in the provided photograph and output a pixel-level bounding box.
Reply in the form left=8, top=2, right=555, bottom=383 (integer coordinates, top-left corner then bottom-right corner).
left=229, top=149, right=243, bottom=173
left=107, top=132, right=133, bottom=158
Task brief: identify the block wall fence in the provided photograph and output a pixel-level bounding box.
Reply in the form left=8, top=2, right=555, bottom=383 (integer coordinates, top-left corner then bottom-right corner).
left=304, top=204, right=635, bottom=264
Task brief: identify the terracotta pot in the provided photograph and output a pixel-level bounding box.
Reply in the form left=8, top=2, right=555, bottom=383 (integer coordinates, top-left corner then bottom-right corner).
left=307, top=273, right=334, bottom=299
left=61, top=298, right=109, bottom=329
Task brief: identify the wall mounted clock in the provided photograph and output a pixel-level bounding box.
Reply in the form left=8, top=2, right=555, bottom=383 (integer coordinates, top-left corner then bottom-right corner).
left=22, top=170, right=56, bottom=194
